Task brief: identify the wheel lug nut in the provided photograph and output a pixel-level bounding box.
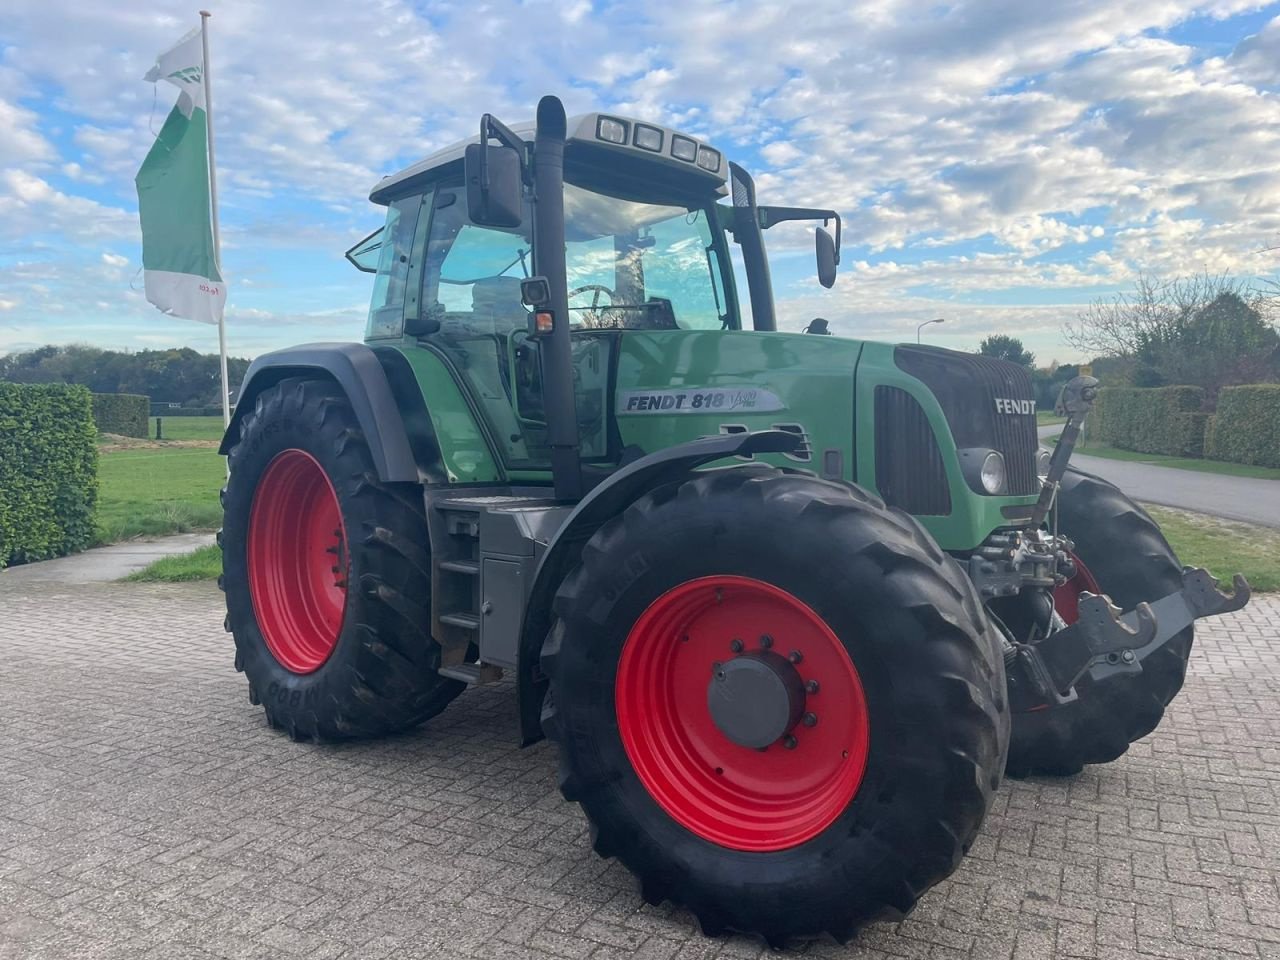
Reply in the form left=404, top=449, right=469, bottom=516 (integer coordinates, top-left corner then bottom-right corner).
left=729, top=638, right=744, bottom=653
left=802, top=712, right=818, bottom=728
left=759, top=634, right=773, bottom=649
left=806, top=680, right=820, bottom=694
left=783, top=735, right=797, bottom=750
left=789, top=650, right=803, bottom=664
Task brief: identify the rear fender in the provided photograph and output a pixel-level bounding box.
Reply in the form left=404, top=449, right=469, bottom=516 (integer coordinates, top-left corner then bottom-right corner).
left=515, top=429, right=801, bottom=745
left=219, top=342, right=427, bottom=483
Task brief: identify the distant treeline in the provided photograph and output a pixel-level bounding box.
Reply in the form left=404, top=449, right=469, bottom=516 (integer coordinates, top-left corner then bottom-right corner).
left=0, top=345, right=250, bottom=407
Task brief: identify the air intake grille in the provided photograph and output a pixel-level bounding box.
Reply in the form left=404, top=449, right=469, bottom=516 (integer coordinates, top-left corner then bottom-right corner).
left=875, top=386, right=952, bottom=515
left=894, top=346, right=1039, bottom=496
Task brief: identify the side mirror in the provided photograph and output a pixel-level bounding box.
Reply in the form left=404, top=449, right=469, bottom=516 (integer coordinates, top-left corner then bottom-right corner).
left=816, top=227, right=837, bottom=289
left=464, top=143, right=523, bottom=228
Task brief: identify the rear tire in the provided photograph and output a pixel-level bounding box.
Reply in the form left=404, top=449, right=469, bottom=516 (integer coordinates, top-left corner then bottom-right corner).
left=540, top=467, right=1008, bottom=944
left=221, top=378, right=463, bottom=740
left=1005, top=467, right=1192, bottom=777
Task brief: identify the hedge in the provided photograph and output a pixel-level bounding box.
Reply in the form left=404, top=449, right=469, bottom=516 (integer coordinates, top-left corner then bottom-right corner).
left=0, top=383, right=98, bottom=569
left=1203, top=384, right=1280, bottom=468
left=1090, top=385, right=1206, bottom=457
left=148, top=404, right=224, bottom=417
left=92, top=392, right=150, bottom=438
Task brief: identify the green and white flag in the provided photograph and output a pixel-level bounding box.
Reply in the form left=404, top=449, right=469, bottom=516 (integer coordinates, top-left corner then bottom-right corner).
left=135, top=27, right=224, bottom=325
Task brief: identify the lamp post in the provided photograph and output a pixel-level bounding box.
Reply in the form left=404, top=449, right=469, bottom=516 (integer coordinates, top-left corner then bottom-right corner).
left=916, top=317, right=946, bottom=343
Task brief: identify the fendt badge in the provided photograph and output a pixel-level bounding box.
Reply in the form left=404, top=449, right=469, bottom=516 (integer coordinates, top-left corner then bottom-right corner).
left=994, top=397, right=1036, bottom=415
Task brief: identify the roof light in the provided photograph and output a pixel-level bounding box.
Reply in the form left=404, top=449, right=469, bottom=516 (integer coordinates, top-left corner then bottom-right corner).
left=597, top=116, right=628, bottom=144
left=634, top=124, right=663, bottom=152
left=671, top=135, right=697, bottom=162
left=696, top=146, right=721, bottom=173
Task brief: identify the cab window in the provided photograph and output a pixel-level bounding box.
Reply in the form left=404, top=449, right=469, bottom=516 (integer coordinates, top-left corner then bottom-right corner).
left=364, top=194, right=423, bottom=339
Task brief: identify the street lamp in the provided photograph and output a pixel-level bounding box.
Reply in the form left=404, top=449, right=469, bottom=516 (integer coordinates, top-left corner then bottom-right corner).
left=916, top=317, right=946, bottom=343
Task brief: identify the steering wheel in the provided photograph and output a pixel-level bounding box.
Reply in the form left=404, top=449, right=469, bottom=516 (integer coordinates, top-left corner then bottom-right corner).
left=567, top=283, right=617, bottom=326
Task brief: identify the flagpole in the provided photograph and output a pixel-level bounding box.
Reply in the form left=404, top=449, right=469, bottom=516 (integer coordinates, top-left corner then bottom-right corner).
left=200, top=9, right=230, bottom=429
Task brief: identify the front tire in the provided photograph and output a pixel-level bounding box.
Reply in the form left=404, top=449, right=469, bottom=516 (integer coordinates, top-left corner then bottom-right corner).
left=1005, top=467, right=1193, bottom=777
left=221, top=378, right=463, bottom=740
left=541, top=468, right=1008, bottom=944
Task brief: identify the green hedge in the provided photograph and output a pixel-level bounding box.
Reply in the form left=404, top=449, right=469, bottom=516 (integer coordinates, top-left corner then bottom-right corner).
left=92, top=393, right=150, bottom=437
left=0, top=383, right=99, bottom=569
left=1090, top=385, right=1206, bottom=456
left=1204, top=385, right=1280, bottom=467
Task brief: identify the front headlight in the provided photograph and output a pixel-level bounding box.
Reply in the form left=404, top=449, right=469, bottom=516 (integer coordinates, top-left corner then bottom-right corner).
left=980, top=451, right=1007, bottom=494
left=1036, top=446, right=1052, bottom=479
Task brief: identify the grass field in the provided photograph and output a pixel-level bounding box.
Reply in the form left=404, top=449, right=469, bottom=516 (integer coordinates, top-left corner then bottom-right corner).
left=149, top=415, right=226, bottom=441
left=96, top=445, right=224, bottom=544
left=125, top=543, right=222, bottom=582
left=1147, top=506, right=1280, bottom=593
left=1036, top=411, right=1065, bottom=426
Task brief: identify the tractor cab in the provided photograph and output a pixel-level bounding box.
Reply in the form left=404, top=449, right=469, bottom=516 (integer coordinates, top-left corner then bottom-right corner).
left=347, top=103, right=839, bottom=494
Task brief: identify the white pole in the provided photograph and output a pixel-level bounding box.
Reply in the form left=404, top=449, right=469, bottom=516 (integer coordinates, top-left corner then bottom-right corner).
left=200, top=9, right=230, bottom=429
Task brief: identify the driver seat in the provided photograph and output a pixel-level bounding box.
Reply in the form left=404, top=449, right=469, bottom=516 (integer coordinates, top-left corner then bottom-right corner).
left=470, top=276, right=527, bottom=333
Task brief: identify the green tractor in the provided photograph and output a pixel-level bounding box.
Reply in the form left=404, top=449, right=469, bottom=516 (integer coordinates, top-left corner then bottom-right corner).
left=219, top=96, right=1249, bottom=944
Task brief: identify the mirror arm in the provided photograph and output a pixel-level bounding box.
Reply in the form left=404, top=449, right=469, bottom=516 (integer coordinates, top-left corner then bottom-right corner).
left=757, top=206, right=842, bottom=263
left=479, top=114, right=530, bottom=187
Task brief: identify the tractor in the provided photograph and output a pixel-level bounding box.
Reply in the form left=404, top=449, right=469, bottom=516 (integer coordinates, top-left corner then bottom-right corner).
left=218, top=95, right=1250, bottom=945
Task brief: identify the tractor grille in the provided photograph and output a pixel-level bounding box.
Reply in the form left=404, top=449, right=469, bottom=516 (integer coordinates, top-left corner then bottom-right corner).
left=894, top=346, right=1039, bottom=495
left=874, top=386, right=952, bottom=515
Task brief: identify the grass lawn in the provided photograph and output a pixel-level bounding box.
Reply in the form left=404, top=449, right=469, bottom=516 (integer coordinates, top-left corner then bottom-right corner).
left=1045, top=434, right=1280, bottom=481
left=1146, top=506, right=1280, bottom=593
left=1036, top=411, right=1065, bottom=426
left=125, top=543, right=222, bottom=582
left=96, top=445, right=225, bottom=544
left=149, top=415, right=226, bottom=441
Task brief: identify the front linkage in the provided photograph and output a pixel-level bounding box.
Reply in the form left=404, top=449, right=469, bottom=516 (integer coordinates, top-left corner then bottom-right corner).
left=968, top=375, right=1252, bottom=712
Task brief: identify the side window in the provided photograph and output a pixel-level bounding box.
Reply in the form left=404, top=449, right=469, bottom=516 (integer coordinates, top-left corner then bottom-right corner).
left=641, top=212, right=724, bottom=329
left=364, top=194, right=423, bottom=339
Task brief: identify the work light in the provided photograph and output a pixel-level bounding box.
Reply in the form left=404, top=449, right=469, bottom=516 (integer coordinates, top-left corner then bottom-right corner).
left=634, top=124, right=663, bottom=152
left=597, top=117, right=628, bottom=144
left=696, top=146, right=722, bottom=173
left=671, top=135, right=697, bottom=162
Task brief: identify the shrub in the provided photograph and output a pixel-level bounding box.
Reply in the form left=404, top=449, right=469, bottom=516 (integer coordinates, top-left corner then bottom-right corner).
left=92, top=392, right=150, bottom=437
left=1090, top=385, right=1206, bottom=456
left=0, top=383, right=98, bottom=569
left=1204, top=385, right=1280, bottom=468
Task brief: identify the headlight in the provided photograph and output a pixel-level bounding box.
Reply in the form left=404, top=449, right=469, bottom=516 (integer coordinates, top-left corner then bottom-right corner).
left=633, top=123, right=663, bottom=152
left=671, top=135, right=698, bottom=162
left=696, top=146, right=722, bottom=172
left=1036, top=446, right=1052, bottom=479
left=980, top=451, right=1006, bottom=494
left=597, top=116, right=628, bottom=144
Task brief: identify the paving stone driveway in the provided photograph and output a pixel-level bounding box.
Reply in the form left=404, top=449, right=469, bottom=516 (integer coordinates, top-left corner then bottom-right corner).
left=1, top=579, right=1278, bottom=960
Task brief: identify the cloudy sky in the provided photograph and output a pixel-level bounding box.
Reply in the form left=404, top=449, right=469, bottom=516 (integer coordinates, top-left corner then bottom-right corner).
left=2, top=0, right=1278, bottom=364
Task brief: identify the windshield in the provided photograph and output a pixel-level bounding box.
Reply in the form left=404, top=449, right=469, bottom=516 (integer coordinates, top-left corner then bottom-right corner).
left=422, top=181, right=729, bottom=333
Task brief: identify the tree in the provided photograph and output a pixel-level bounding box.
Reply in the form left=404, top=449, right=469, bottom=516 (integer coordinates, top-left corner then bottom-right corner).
left=978, top=334, right=1034, bottom=368
left=1066, top=272, right=1278, bottom=361
left=1134, top=292, right=1279, bottom=399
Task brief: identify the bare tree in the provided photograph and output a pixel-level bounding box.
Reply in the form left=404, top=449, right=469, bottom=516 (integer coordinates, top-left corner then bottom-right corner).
left=1064, top=272, right=1265, bottom=358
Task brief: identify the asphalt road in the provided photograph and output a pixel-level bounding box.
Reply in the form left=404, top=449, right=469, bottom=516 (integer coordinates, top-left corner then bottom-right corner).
left=1037, top=424, right=1280, bottom=528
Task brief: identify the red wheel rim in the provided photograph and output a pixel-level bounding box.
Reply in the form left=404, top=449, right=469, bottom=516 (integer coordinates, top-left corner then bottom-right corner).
left=615, top=575, right=871, bottom=852
left=247, top=449, right=348, bottom=674
left=1052, top=550, right=1101, bottom=625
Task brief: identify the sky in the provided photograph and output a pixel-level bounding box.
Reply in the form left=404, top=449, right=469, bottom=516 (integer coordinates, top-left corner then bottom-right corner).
left=1, top=0, right=1279, bottom=365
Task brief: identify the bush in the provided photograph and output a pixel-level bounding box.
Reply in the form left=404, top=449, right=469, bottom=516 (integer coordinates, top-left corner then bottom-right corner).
left=1204, top=385, right=1280, bottom=468
left=92, top=392, right=149, bottom=437
left=1091, top=385, right=1206, bottom=456
left=0, top=383, right=98, bottom=569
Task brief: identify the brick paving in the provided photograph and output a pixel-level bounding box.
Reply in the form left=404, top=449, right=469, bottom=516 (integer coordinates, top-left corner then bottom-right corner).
left=1, top=578, right=1277, bottom=959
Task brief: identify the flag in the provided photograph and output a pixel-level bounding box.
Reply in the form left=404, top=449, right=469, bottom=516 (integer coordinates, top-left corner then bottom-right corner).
left=135, top=27, right=224, bottom=325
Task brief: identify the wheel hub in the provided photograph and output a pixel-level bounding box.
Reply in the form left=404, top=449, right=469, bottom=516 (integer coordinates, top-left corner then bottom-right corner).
left=708, top=650, right=805, bottom=748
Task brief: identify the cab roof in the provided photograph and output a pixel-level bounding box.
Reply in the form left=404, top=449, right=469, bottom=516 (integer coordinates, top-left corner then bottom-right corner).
left=370, top=111, right=728, bottom=205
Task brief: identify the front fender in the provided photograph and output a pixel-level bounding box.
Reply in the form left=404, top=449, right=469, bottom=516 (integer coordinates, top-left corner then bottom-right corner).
left=515, top=429, right=801, bottom=745
left=219, top=342, right=420, bottom=483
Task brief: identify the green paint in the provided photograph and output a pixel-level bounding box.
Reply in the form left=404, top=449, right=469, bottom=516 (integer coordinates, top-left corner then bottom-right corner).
left=389, top=342, right=502, bottom=483
left=854, top=342, right=1038, bottom=549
